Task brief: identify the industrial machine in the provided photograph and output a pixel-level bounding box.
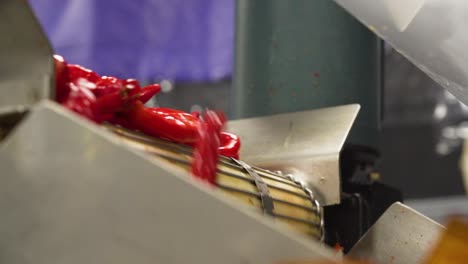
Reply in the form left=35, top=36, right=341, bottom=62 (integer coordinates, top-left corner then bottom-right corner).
left=0, top=0, right=464, bottom=263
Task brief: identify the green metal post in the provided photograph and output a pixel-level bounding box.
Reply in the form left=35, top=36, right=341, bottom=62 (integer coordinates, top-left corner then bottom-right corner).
left=232, top=0, right=381, bottom=146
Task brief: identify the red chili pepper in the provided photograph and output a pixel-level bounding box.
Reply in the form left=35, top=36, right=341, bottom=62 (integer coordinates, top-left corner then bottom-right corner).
left=53, top=55, right=69, bottom=103
left=53, top=55, right=241, bottom=161
left=123, top=101, right=199, bottom=144
left=124, top=78, right=141, bottom=98
left=191, top=111, right=200, bottom=119
left=61, top=81, right=98, bottom=122
left=108, top=113, right=137, bottom=130
left=67, top=64, right=100, bottom=84
left=93, top=76, right=124, bottom=97
left=121, top=103, right=240, bottom=158
left=191, top=110, right=224, bottom=184
left=137, top=84, right=161, bottom=104
left=218, top=132, right=241, bottom=159
left=202, top=112, right=240, bottom=159
left=123, top=78, right=141, bottom=90
left=94, top=89, right=127, bottom=120
left=86, top=79, right=160, bottom=122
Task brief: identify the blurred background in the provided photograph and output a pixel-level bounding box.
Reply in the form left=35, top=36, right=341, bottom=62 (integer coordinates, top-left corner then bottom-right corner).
left=29, top=0, right=467, bottom=222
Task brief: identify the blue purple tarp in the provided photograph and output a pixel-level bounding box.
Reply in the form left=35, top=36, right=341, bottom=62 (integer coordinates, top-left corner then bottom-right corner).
left=29, top=0, right=234, bottom=82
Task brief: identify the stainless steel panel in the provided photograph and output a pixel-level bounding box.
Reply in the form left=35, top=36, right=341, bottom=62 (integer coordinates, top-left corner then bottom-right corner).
left=334, top=0, right=468, bottom=106
left=405, top=196, right=468, bottom=224
left=0, top=101, right=337, bottom=264
left=227, top=104, right=360, bottom=205
left=349, top=202, right=444, bottom=264
left=0, top=0, right=53, bottom=114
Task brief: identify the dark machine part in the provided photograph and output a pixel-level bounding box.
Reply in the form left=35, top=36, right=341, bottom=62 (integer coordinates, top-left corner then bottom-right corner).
left=324, top=144, right=403, bottom=252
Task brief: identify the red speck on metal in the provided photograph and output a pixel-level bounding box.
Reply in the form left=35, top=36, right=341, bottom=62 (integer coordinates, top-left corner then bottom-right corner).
left=333, top=243, right=344, bottom=253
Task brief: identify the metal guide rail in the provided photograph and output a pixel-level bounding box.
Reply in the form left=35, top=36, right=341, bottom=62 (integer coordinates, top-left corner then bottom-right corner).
left=105, top=124, right=325, bottom=241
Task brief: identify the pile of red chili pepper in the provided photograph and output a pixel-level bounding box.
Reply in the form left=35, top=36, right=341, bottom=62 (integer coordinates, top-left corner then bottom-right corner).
left=54, top=55, right=240, bottom=184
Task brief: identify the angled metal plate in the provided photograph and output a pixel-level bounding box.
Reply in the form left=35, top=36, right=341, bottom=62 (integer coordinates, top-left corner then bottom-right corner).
left=0, top=101, right=337, bottom=264
left=334, top=0, right=468, bottom=106
left=0, top=0, right=53, bottom=115
left=226, top=104, right=360, bottom=205
left=349, top=202, right=445, bottom=264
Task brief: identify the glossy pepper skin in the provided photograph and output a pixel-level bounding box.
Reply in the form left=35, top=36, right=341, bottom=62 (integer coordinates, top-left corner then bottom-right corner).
left=67, top=64, right=100, bottom=83
left=191, top=111, right=225, bottom=184
left=138, top=84, right=161, bottom=104
left=93, top=76, right=123, bottom=97
left=95, top=82, right=161, bottom=119
left=53, top=55, right=161, bottom=123
left=53, top=54, right=241, bottom=163
left=124, top=78, right=141, bottom=100
left=53, top=55, right=68, bottom=103
left=93, top=89, right=127, bottom=122
left=62, top=80, right=98, bottom=121
left=121, top=103, right=241, bottom=159
left=124, top=101, right=199, bottom=144
left=218, top=132, right=241, bottom=159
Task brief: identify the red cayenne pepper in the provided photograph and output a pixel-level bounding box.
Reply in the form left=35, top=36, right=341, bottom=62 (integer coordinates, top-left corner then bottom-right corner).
left=93, top=89, right=127, bottom=122
left=66, top=64, right=100, bottom=83
left=191, top=110, right=225, bottom=184
left=120, top=103, right=241, bottom=159
left=53, top=54, right=241, bottom=164
left=137, top=84, right=161, bottom=104
left=93, top=76, right=123, bottom=97
left=94, top=81, right=161, bottom=119
left=219, top=132, right=241, bottom=159
left=62, top=80, right=98, bottom=122
left=53, top=55, right=69, bottom=103
left=124, top=78, right=142, bottom=101
left=123, top=78, right=140, bottom=89
left=124, top=101, right=199, bottom=144
left=191, top=111, right=200, bottom=118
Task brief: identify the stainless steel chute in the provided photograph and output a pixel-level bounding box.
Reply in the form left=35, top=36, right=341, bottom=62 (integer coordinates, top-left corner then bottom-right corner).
left=0, top=101, right=338, bottom=264
left=334, top=0, right=468, bottom=106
